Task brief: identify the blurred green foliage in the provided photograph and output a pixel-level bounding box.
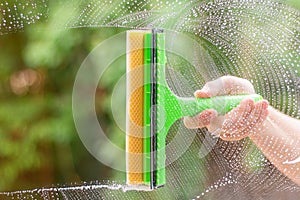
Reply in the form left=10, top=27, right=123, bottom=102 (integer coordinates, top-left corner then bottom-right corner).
left=0, top=1, right=124, bottom=191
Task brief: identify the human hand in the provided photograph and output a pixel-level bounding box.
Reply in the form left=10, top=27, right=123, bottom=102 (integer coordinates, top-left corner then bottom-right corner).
left=183, top=76, right=269, bottom=141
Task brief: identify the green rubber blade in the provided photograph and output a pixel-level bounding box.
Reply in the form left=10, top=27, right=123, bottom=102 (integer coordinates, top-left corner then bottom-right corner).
left=143, top=33, right=151, bottom=185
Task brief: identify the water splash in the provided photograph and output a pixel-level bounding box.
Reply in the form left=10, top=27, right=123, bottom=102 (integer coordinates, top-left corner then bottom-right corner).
left=0, top=181, right=155, bottom=199
left=0, top=0, right=46, bottom=34
left=283, top=156, right=300, bottom=165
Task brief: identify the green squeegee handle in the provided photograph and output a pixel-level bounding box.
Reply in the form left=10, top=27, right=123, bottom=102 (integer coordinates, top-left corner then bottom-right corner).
left=179, top=94, right=263, bottom=117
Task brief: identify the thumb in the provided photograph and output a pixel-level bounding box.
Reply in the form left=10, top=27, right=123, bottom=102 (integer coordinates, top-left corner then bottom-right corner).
left=194, top=86, right=212, bottom=98
left=195, top=76, right=255, bottom=97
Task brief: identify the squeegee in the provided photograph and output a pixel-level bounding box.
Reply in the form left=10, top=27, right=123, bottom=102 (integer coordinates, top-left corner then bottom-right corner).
left=126, top=29, right=262, bottom=190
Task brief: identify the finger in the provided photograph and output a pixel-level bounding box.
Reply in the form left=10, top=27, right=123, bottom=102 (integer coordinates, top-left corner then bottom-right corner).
left=202, top=76, right=255, bottom=97
left=237, top=98, right=256, bottom=126
left=223, top=98, right=255, bottom=131
left=247, top=100, right=268, bottom=128
left=233, top=99, right=256, bottom=133
left=251, top=100, right=269, bottom=126
left=237, top=100, right=269, bottom=137
left=194, top=88, right=211, bottom=98
left=219, top=99, right=255, bottom=140
left=258, top=100, right=269, bottom=110
left=221, top=100, right=269, bottom=140
left=259, top=101, right=269, bottom=120
left=183, top=109, right=218, bottom=129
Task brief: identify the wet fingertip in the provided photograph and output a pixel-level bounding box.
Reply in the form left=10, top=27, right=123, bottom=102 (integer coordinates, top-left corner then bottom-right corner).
left=209, top=109, right=218, bottom=119
left=261, top=100, right=269, bottom=109
left=183, top=117, right=193, bottom=129
left=184, top=115, right=202, bottom=129
left=200, top=109, right=218, bottom=120
left=262, top=107, right=269, bottom=118
left=255, top=100, right=269, bottom=110
left=193, top=90, right=200, bottom=97
left=194, top=89, right=211, bottom=98
left=248, top=98, right=255, bottom=105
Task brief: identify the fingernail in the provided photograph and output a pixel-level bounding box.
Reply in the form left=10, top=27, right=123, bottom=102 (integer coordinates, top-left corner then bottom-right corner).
left=261, top=100, right=269, bottom=109
left=194, top=89, right=211, bottom=98
left=183, top=117, right=194, bottom=129
left=209, top=109, right=218, bottom=119
left=245, top=99, right=254, bottom=107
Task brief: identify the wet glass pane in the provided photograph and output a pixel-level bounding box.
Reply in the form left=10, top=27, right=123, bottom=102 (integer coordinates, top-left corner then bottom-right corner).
left=0, top=0, right=300, bottom=199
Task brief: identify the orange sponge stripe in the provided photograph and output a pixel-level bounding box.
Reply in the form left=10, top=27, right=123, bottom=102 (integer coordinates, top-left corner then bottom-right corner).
left=126, top=31, right=149, bottom=184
